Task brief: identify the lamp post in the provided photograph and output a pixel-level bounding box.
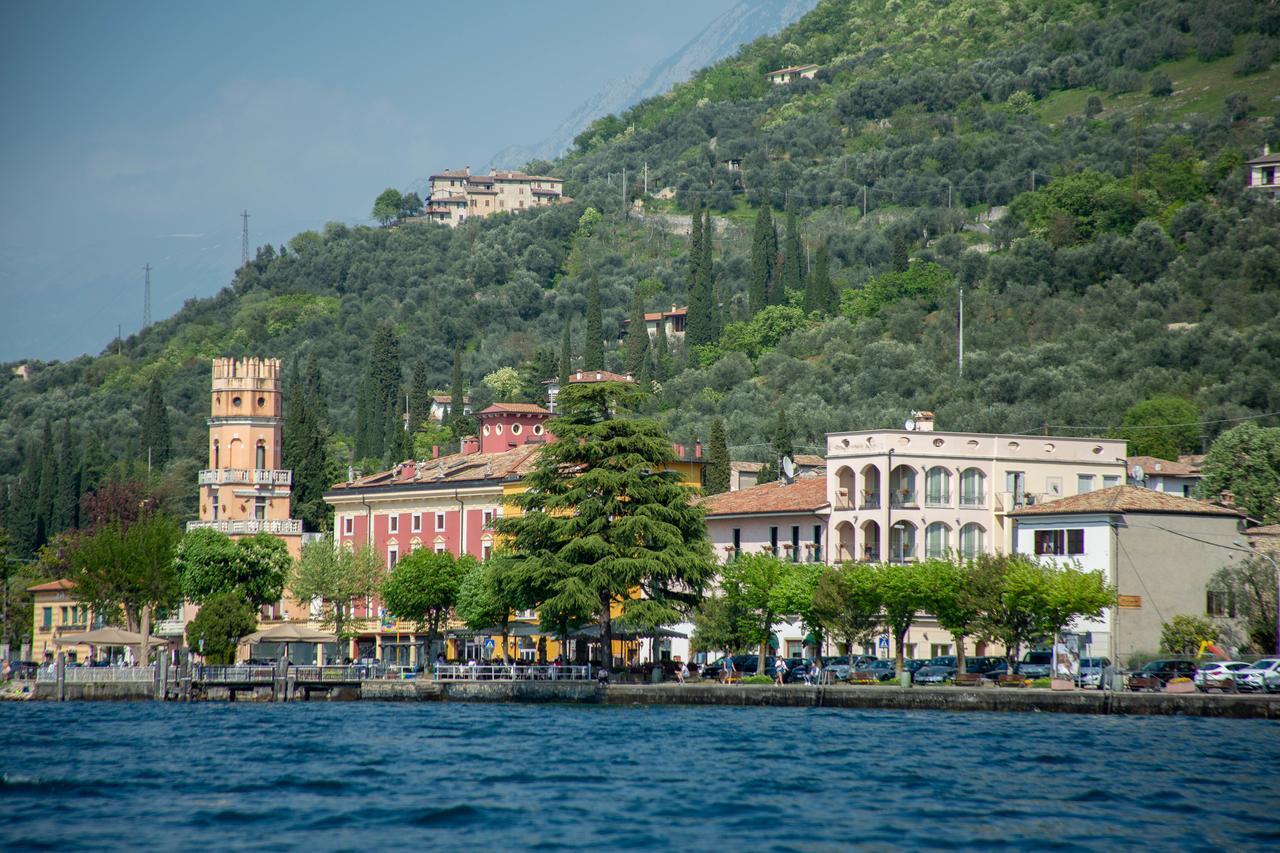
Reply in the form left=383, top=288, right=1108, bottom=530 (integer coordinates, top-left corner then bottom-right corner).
left=1232, top=540, right=1280, bottom=656
left=894, top=521, right=908, bottom=564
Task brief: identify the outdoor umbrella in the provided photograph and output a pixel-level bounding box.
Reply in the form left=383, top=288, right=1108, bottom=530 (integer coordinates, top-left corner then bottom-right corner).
left=239, top=623, right=337, bottom=663
left=54, top=627, right=171, bottom=647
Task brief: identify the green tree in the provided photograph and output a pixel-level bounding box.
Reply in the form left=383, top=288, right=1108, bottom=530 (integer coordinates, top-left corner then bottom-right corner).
left=921, top=557, right=979, bottom=673
left=455, top=557, right=528, bottom=664
left=873, top=560, right=933, bottom=675
left=623, top=287, right=650, bottom=376
left=705, top=419, right=730, bottom=495
left=1149, top=71, right=1173, bottom=96
left=291, top=538, right=385, bottom=641
left=749, top=203, right=777, bottom=314
left=757, top=408, right=795, bottom=485
left=139, top=377, right=172, bottom=471
left=408, top=358, right=434, bottom=434
left=381, top=549, right=474, bottom=659
left=558, top=319, right=573, bottom=384
left=54, top=418, right=80, bottom=533
left=690, top=588, right=756, bottom=656
left=780, top=197, right=804, bottom=299
left=69, top=513, right=182, bottom=660
left=482, top=366, right=522, bottom=400
left=494, top=382, right=714, bottom=668
left=718, top=552, right=812, bottom=674
left=811, top=562, right=882, bottom=656
left=583, top=279, right=604, bottom=370
left=685, top=209, right=717, bottom=348
left=804, top=242, right=833, bottom=314
left=891, top=233, right=910, bottom=273
left=446, top=343, right=473, bottom=444
left=841, top=262, right=953, bottom=320
left=1208, top=556, right=1278, bottom=653
left=1160, top=614, right=1220, bottom=655
left=176, top=528, right=290, bottom=607
left=284, top=356, right=332, bottom=531
left=1114, top=396, right=1200, bottom=460
left=373, top=188, right=403, bottom=225
left=400, top=191, right=424, bottom=217
left=412, top=421, right=454, bottom=460
left=355, top=324, right=401, bottom=461
left=1085, top=95, right=1103, bottom=118
left=185, top=590, right=257, bottom=664
left=1197, top=423, right=1280, bottom=523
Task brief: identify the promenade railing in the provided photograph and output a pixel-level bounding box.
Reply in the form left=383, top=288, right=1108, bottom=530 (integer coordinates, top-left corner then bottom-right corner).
left=434, top=664, right=594, bottom=682
left=36, top=665, right=157, bottom=683
left=195, top=665, right=277, bottom=684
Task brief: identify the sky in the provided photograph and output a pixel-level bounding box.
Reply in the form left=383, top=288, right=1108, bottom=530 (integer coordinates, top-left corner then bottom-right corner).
left=0, top=0, right=740, bottom=363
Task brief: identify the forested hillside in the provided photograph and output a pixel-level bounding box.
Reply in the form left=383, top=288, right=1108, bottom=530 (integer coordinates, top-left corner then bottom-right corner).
left=2, top=0, right=1279, bottom=558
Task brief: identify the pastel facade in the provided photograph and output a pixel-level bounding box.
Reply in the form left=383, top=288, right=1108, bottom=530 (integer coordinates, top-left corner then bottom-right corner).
left=825, top=416, right=1128, bottom=564
left=1125, top=455, right=1201, bottom=498
left=29, top=580, right=96, bottom=663
left=1246, top=146, right=1279, bottom=198
left=426, top=168, right=567, bottom=226
left=544, top=369, right=635, bottom=412
left=1011, top=486, right=1245, bottom=665
left=766, top=64, right=818, bottom=84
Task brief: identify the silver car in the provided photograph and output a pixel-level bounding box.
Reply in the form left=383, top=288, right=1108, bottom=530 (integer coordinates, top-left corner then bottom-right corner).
left=1193, top=661, right=1251, bottom=692
left=1236, top=658, right=1280, bottom=693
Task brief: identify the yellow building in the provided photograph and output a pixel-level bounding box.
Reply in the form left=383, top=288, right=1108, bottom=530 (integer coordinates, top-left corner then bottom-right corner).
left=29, top=579, right=93, bottom=663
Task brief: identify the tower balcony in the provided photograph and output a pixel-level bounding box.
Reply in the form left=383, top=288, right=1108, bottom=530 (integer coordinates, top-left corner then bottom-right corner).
left=198, top=468, right=292, bottom=486
left=186, top=518, right=303, bottom=536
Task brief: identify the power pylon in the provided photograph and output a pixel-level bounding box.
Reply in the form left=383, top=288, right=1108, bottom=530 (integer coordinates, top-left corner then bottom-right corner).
left=143, top=263, right=152, bottom=328
left=241, top=209, right=250, bottom=266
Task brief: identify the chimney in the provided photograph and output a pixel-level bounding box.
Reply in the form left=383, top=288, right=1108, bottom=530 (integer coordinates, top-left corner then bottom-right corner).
left=432, top=445, right=440, bottom=459
left=464, top=165, right=471, bottom=175
left=694, top=440, right=702, bottom=459
left=462, top=435, right=480, bottom=455
left=913, top=410, right=935, bottom=432
left=1219, top=490, right=1235, bottom=507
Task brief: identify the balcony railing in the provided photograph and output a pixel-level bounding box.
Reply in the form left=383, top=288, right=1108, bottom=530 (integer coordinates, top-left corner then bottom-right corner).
left=186, top=519, right=303, bottom=536
left=925, top=492, right=951, bottom=507
left=198, top=468, right=292, bottom=486
left=860, top=493, right=881, bottom=510
left=889, top=492, right=918, bottom=509
left=960, top=493, right=986, bottom=507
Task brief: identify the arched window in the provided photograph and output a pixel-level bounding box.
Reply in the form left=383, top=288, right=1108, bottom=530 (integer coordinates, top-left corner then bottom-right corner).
left=925, top=522, right=951, bottom=558
left=960, top=523, right=985, bottom=558
left=960, top=468, right=986, bottom=507
left=213, top=440, right=220, bottom=469
left=255, top=440, right=266, bottom=471
left=889, top=522, right=916, bottom=562
left=925, top=467, right=951, bottom=506
left=890, top=465, right=917, bottom=507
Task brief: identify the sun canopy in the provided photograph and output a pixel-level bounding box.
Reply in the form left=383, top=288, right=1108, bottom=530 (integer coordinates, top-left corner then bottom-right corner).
left=240, top=623, right=337, bottom=645
left=569, top=622, right=688, bottom=640
left=449, top=622, right=544, bottom=639
left=54, top=627, right=170, bottom=647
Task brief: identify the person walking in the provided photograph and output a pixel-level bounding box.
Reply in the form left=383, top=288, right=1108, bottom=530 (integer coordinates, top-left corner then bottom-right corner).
left=720, top=655, right=736, bottom=684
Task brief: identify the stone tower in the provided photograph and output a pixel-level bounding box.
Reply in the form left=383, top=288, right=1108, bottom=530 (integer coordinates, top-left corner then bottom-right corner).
left=190, top=357, right=303, bottom=558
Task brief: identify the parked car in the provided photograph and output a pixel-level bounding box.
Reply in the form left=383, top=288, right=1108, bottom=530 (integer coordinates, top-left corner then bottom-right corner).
left=983, top=659, right=1010, bottom=680
left=1077, top=657, right=1113, bottom=689
left=1193, top=661, right=1251, bottom=693
left=699, top=655, right=755, bottom=680
left=1127, top=659, right=1197, bottom=691
left=821, top=656, right=873, bottom=681
left=777, top=657, right=813, bottom=684
left=1018, top=650, right=1053, bottom=678
left=866, top=659, right=899, bottom=681
left=1236, top=658, right=1280, bottom=694
left=914, top=656, right=959, bottom=684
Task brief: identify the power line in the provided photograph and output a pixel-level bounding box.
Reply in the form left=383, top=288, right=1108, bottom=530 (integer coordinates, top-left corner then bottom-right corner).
left=1044, top=411, right=1280, bottom=434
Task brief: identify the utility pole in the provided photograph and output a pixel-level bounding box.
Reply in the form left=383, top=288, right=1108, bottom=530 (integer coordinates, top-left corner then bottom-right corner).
left=1030, top=170, right=1036, bottom=193
left=947, top=180, right=952, bottom=209
left=957, top=284, right=964, bottom=378
left=621, top=166, right=626, bottom=220
left=117, top=324, right=122, bottom=355
left=241, top=209, right=251, bottom=267
left=142, top=264, right=152, bottom=329
left=862, top=185, right=868, bottom=217
left=643, top=161, right=648, bottom=197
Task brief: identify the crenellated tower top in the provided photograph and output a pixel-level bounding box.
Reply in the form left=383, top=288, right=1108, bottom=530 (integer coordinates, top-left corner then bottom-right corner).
left=211, top=357, right=282, bottom=392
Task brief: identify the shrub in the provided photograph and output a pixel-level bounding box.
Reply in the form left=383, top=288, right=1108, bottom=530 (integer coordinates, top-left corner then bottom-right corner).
left=741, top=674, right=774, bottom=685
left=1149, top=71, right=1173, bottom=97
left=1234, top=37, right=1276, bottom=76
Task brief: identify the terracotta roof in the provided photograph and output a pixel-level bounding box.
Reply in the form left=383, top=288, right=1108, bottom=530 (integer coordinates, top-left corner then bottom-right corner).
left=531, top=187, right=561, bottom=195
left=431, top=394, right=470, bottom=404
left=766, top=64, right=818, bottom=76
left=478, top=402, right=551, bottom=416
left=430, top=171, right=470, bottom=179
left=1246, top=524, right=1280, bottom=537
left=1247, top=153, right=1280, bottom=165
left=570, top=370, right=634, bottom=384
left=329, top=445, right=540, bottom=492
left=468, top=175, right=495, bottom=184
left=1010, top=485, right=1241, bottom=517
left=732, top=455, right=824, bottom=473
left=1126, top=455, right=1201, bottom=477
left=700, top=477, right=830, bottom=517
left=28, top=579, right=76, bottom=592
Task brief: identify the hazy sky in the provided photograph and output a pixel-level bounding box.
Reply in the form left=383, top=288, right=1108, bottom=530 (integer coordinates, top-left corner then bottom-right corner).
left=0, top=0, right=739, bottom=362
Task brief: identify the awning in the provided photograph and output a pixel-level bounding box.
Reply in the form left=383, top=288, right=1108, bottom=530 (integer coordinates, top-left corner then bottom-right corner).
left=569, top=621, right=688, bottom=640
left=449, top=622, right=544, bottom=639
left=54, top=627, right=170, bottom=647
left=240, top=623, right=337, bottom=644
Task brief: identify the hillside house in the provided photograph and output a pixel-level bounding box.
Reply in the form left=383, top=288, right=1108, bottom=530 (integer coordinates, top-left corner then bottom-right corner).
left=765, top=64, right=818, bottom=84
left=1246, top=146, right=1280, bottom=199
left=544, top=370, right=635, bottom=412
left=426, top=167, right=568, bottom=226
left=1125, top=455, right=1201, bottom=498
left=621, top=305, right=686, bottom=342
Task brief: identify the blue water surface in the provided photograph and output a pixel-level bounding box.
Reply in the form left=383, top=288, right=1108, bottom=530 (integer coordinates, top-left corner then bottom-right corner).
left=1, top=702, right=1278, bottom=851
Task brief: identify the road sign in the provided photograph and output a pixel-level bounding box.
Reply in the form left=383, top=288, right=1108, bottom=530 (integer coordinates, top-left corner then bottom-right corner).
left=484, top=638, right=495, bottom=652
left=878, top=635, right=889, bottom=649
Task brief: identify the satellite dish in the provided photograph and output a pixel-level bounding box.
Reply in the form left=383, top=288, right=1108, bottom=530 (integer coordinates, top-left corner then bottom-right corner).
left=781, top=456, right=796, bottom=481
left=1131, top=465, right=1145, bottom=482
left=905, top=418, right=916, bottom=431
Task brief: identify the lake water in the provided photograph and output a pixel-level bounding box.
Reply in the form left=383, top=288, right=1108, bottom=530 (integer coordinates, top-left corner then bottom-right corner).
left=2, top=702, right=1278, bottom=850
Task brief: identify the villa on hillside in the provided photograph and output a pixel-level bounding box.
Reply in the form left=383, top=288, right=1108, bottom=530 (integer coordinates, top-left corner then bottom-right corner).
left=620, top=305, right=687, bottom=342
left=1246, top=145, right=1279, bottom=199
left=544, top=369, right=635, bottom=412
left=765, top=64, right=818, bottom=84
left=424, top=167, right=569, bottom=226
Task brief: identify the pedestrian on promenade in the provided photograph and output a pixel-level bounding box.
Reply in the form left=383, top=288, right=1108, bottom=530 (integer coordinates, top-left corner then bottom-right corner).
left=774, top=657, right=787, bottom=686
left=809, top=659, right=822, bottom=686
left=720, top=656, right=736, bottom=684
left=677, top=661, right=688, bottom=684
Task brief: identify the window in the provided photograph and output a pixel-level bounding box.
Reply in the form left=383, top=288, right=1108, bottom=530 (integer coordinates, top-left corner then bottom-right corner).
left=435, top=543, right=447, bottom=554
left=256, top=441, right=266, bottom=470
left=435, top=513, right=446, bottom=532
left=483, top=509, right=495, bottom=527
left=1206, top=590, right=1236, bottom=618
left=732, top=528, right=741, bottom=559
left=254, top=497, right=267, bottom=520
left=812, top=525, right=823, bottom=562
left=1046, top=476, right=1063, bottom=498
left=1006, top=471, right=1026, bottom=504
left=1103, top=475, right=1120, bottom=488
left=482, top=543, right=493, bottom=561
left=343, top=516, right=354, bottom=535
left=533, top=424, right=544, bottom=435
left=770, top=527, right=779, bottom=557
left=889, top=524, right=916, bottom=561
left=890, top=466, right=917, bottom=507
left=791, top=526, right=800, bottom=563
left=925, top=522, right=950, bottom=558
left=511, top=423, right=522, bottom=435
left=1078, top=475, right=1095, bottom=494
left=925, top=468, right=951, bottom=505
left=959, top=524, right=985, bottom=558
left=411, top=513, right=422, bottom=533
left=388, top=514, right=399, bottom=534
left=960, top=469, right=985, bottom=506
left=43, top=607, right=52, bottom=629
left=931, top=643, right=952, bottom=658
left=1033, top=528, right=1085, bottom=556
left=387, top=548, right=398, bottom=569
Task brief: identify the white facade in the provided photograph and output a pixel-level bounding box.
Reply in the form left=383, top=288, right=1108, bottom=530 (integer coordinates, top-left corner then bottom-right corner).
left=825, top=427, right=1127, bottom=564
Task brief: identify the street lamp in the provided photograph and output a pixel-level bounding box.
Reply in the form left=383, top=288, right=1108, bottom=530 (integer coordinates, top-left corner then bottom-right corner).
left=893, top=521, right=908, bottom=564
left=1232, top=540, right=1280, bottom=656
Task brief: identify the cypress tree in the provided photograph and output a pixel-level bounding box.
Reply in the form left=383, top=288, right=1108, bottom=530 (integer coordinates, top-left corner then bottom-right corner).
left=781, top=198, right=804, bottom=300
left=772, top=409, right=795, bottom=465
left=652, top=319, right=671, bottom=383
left=685, top=209, right=716, bottom=348
left=705, top=419, right=731, bottom=495
left=446, top=343, right=472, bottom=444
left=354, top=382, right=374, bottom=460
left=35, top=420, right=56, bottom=547
left=623, top=288, right=650, bottom=376
left=291, top=356, right=332, bottom=532
left=409, top=358, right=433, bottom=434
left=357, top=324, right=402, bottom=461
left=749, top=203, right=777, bottom=314
left=139, top=376, right=172, bottom=469
left=891, top=233, right=910, bottom=273
left=813, top=243, right=836, bottom=314
left=283, top=358, right=306, bottom=469
left=9, top=450, right=39, bottom=557
left=55, top=418, right=80, bottom=532
left=703, top=211, right=720, bottom=339
left=81, top=430, right=107, bottom=496
left=558, top=320, right=573, bottom=384
left=584, top=279, right=604, bottom=370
